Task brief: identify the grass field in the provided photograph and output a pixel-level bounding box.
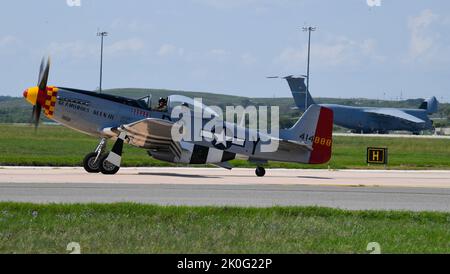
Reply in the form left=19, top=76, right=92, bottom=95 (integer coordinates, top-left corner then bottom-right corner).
left=0, top=124, right=449, bottom=169
left=1, top=203, right=449, bottom=254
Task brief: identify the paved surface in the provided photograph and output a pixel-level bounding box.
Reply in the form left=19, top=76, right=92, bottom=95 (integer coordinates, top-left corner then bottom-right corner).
left=0, top=167, right=450, bottom=211
left=334, top=133, right=450, bottom=139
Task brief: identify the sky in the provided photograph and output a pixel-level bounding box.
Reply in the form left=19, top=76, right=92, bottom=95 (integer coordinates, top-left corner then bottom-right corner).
left=1, top=0, right=449, bottom=102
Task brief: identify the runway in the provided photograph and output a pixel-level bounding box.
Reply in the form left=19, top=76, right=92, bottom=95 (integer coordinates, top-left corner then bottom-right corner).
left=334, top=133, right=450, bottom=139
left=1, top=167, right=450, bottom=211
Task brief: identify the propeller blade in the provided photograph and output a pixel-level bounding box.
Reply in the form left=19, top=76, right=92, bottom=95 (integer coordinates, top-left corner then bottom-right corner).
left=31, top=104, right=42, bottom=131
left=30, top=56, right=51, bottom=131
left=38, top=57, right=45, bottom=85
left=31, top=105, right=36, bottom=124
left=38, top=57, right=51, bottom=91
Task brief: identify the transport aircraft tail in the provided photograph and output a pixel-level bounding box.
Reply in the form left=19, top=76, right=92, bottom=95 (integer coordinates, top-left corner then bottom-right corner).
left=285, top=105, right=334, bottom=164
left=419, top=96, right=439, bottom=114
left=285, top=76, right=316, bottom=111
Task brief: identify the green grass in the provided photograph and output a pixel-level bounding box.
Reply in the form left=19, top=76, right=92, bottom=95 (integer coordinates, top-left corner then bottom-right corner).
left=1, top=203, right=450, bottom=254
left=0, top=124, right=448, bottom=169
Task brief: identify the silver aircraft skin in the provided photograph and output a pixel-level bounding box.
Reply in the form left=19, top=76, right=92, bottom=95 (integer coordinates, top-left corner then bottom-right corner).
left=284, top=76, right=439, bottom=134
left=22, top=58, right=334, bottom=176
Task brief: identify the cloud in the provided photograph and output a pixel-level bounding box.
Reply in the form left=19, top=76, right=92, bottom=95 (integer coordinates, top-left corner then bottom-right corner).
left=156, top=45, right=232, bottom=62
left=276, top=36, right=384, bottom=68
left=155, top=44, right=252, bottom=67
left=111, top=19, right=154, bottom=33
left=207, top=49, right=229, bottom=61
left=406, top=9, right=440, bottom=62
left=105, top=38, right=145, bottom=55
left=48, top=38, right=145, bottom=59
left=241, top=53, right=257, bottom=65
left=193, top=0, right=262, bottom=9
left=0, top=36, right=18, bottom=47
left=48, top=41, right=97, bottom=59
left=157, top=44, right=185, bottom=57
left=193, top=0, right=295, bottom=10
left=209, top=49, right=227, bottom=56
left=0, top=36, right=21, bottom=54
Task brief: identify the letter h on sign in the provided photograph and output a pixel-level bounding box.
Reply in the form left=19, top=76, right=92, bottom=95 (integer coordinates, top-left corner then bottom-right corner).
left=367, top=147, right=388, bottom=165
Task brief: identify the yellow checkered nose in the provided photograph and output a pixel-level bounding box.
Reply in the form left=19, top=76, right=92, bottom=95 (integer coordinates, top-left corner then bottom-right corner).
left=23, top=87, right=39, bottom=106
left=23, top=86, right=59, bottom=118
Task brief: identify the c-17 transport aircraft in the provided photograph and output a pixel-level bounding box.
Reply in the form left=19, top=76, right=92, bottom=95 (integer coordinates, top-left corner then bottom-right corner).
left=22, top=58, right=334, bottom=177
left=281, top=76, right=438, bottom=134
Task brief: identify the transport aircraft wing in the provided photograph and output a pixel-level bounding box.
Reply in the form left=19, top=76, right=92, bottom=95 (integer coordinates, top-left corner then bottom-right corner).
left=364, top=108, right=425, bottom=124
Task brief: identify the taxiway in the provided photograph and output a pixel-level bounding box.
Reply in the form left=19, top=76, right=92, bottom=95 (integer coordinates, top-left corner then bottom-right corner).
left=0, top=167, right=449, bottom=211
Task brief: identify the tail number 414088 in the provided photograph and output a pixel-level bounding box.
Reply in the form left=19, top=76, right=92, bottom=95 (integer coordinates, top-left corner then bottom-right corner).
left=299, top=134, right=331, bottom=147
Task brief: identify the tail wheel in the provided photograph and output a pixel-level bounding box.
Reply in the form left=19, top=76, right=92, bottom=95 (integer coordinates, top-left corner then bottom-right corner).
left=99, top=154, right=120, bottom=175
left=83, top=152, right=101, bottom=173
left=255, top=167, right=266, bottom=177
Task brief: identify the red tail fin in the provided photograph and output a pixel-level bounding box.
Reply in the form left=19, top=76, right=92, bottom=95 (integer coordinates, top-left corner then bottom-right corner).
left=309, top=107, right=333, bottom=164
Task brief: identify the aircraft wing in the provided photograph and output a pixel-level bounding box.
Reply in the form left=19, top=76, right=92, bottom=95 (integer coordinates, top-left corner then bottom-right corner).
left=120, top=118, right=183, bottom=159
left=104, top=118, right=313, bottom=160
left=364, top=108, right=425, bottom=124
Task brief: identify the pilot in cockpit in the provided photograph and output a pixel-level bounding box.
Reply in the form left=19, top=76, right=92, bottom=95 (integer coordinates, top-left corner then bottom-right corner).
left=157, top=97, right=168, bottom=112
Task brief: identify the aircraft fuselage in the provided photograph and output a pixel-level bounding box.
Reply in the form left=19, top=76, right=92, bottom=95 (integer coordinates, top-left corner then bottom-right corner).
left=322, top=104, right=433, bottom=133
left=51, top=87, right=168, bottom=137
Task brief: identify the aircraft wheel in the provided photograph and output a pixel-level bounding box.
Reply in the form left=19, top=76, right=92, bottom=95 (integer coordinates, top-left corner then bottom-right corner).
left=83, top=152, right=101, bottom=173
left=99, top=154, right=120, bottom=175
left=255, top=167, right=266, bottom=177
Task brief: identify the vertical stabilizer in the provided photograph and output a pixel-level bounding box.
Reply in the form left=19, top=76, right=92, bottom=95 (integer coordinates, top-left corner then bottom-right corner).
left=286, top=105, right=333, bottom=164
left=419, top=96, right=439, bottom=114
left=285, top=76, right=315, bottom=111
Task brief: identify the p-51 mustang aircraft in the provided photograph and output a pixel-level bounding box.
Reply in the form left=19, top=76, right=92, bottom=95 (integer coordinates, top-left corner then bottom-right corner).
left=23, top=58, right=333, bottom=177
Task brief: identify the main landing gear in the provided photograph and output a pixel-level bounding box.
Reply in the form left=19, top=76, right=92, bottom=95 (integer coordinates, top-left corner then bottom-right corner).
left=255, top=166, right=266, bottom=177
left=83, top=137, right=120, bottom=175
